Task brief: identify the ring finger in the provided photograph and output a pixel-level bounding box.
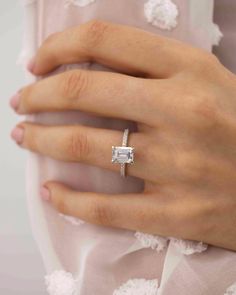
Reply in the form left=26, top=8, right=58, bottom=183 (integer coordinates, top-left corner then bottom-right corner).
left=11, top=122, right=153, bottom=181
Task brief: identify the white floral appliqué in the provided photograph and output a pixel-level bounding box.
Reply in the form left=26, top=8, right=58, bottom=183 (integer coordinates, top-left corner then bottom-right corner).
left=224, top=282, right=236, bottom=295
left=59, top=213, right=85, bottom=226
left=64, top=0, right=96, bottom=8
left=144, top=0, right=179, bottom=30
left=134, top=232, right=168, bottom=252
left=170, top=238, right=208, bottom=255
left=45, top=270, right=77, bottom=295
left=113, top=278, right=159, bottom=295
left=135, top=232, right=208, bottom=255
left=212, top=23, right=223, bottom=46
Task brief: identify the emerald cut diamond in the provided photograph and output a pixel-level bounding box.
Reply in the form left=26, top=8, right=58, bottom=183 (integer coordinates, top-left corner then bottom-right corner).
left=112, top=146, right=134, bottom=164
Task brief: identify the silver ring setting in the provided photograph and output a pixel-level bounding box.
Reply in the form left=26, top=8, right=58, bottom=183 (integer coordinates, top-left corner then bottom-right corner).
left=111, top=129, right=134, bottom=177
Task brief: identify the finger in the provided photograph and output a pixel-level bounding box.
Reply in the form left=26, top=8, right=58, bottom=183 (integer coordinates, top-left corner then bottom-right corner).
left=16, top=69, right=159, bottom=125
left=13, top=122, right=151, bottom=181
left=30, top=19, right=193, bottom=78
left=12, top=122, right=200, bottom=184
left=42, top=181, right=168, bottom=234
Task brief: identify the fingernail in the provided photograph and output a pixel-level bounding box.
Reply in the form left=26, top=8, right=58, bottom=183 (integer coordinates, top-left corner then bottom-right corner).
left=27, top=56, right=36, bottom=73
left=10, top=92, right=20, bottom=111
left=40, top=186, right=51, bottom=202
left=11, top=126, right=24, bottom=144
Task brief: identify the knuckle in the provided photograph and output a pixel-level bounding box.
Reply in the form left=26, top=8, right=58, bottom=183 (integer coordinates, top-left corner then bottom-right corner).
left=83, top=19, right=110, bottom=50
left=66, top=129, right=90, bottom=161
left=90, top=198, right=113, bottom=226
left=61, top=70, right=89, bottom=101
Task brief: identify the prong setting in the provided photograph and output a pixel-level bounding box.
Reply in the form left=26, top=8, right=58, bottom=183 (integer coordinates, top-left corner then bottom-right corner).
left=112, top=146, right=134, bottom=164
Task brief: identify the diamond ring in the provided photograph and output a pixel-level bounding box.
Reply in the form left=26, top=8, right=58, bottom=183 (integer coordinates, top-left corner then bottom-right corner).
left=111, top=128, right=134, bottom=177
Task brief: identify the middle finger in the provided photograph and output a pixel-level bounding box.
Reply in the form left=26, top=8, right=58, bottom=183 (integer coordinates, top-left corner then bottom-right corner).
left=14, top=69, right=160, bottom=126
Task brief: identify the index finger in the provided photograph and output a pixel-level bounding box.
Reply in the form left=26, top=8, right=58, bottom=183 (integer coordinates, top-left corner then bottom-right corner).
left=29, top=19, right=192, bottom=78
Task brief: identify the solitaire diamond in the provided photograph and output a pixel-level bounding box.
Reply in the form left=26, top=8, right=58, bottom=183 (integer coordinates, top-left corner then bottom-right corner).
left=112, top=146, right=134, bottom=164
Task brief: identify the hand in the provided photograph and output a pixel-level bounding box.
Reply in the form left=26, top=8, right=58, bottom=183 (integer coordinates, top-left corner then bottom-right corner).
left=10, top=20, right=236, bottom=251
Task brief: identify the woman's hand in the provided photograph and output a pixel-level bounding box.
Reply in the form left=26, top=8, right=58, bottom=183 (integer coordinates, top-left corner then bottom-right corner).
left=10, top=20, right=236, bottom=251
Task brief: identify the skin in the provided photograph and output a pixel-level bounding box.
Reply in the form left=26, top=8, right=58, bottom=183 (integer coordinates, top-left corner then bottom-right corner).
left=10, top=20, right=236, bottom=251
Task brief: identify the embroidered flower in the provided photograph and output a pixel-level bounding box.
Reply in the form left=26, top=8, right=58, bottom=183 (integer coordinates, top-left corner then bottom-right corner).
left=170, top=238, right=208, bottom=255
left=135, top=232, right=208, bottom=255
left=45, top=270, right=77, bottom=295
left=211, top=23, right=223, bottom=46
left=59, top=213, right=85, bottom=226
left=113, top=278, right=159, bottom=295
left=134, top=232, right=168, bottom=252
left=224, top=282, right=236, bottom=295
left=144, top=0, right=179, bottom=30
left=64, top=0, right=96, bottom=8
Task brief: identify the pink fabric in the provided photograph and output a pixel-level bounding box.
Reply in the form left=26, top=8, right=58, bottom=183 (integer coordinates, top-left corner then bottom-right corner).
left=213, top=0, right=236, bottom=74
left=20, top=0, right=236, bottom=294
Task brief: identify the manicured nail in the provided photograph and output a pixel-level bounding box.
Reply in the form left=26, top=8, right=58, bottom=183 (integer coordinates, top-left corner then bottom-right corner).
left=40, top=186, right=51, bottom=202
left=27, top=56, right=36, bottom=73
left=10, top=92, right=20, bottom=111
left=11, top=126, right=24, bottom=144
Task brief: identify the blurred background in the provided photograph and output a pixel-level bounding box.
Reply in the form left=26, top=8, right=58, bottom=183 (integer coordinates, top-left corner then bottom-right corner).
left=0, top=1, right=45, bottom=294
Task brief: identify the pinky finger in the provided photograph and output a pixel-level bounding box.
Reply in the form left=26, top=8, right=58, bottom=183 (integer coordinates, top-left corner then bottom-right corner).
left=41, top=181, right=162, bottom=233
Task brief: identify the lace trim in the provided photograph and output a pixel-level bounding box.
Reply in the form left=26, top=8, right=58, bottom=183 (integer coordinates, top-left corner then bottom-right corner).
left=135, top=232, right=208, bottom=255
left=170, top=238, right=208, bottom=255
left=113, top=278, right=159, bottom=295
left=134, top=232, right=168, bottom=252
left=144, top=0, right=179, bottom=30
left=64, top=0, right=96, bottom=8
left=59, top=213, right=85, bottom=226
left=45, top=270, right=78, bottom=295
left=224, top=282, right=236, bottom=295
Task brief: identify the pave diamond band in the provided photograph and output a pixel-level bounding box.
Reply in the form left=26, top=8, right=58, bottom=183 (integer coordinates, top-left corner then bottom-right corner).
left=112, top=129, right=134, bottom=177
left=122, top=128, right=129, bottom=147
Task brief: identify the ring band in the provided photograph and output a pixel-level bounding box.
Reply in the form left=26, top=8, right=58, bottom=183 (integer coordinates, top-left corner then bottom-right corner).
left=112, top=128, right=135, bottom=177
